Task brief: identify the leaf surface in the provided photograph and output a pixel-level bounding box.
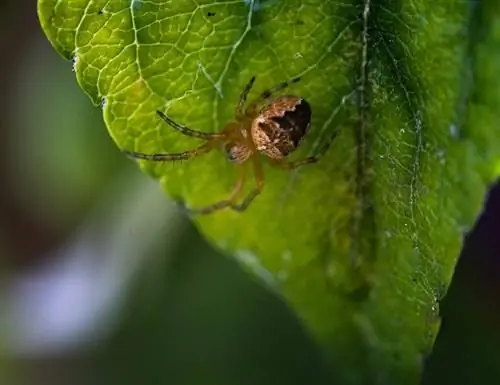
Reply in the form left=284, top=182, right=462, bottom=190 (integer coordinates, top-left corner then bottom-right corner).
left=38, top=0, right=500, bottom=383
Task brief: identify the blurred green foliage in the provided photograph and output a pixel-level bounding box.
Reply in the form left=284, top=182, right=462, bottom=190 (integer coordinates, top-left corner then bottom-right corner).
left=101, top=224, right=332, bottom=385
left=9, top=35, right=126, bottom=233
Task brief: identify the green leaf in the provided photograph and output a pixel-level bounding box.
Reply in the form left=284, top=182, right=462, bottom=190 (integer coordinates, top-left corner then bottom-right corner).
left=38, top=0, right=500, bottom=383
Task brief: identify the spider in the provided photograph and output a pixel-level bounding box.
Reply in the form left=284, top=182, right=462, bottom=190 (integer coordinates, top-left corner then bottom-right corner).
left=124, top=76, right=327, bottom=215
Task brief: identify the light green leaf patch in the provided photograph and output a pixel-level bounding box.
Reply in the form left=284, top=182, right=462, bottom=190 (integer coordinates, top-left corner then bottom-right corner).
left=38, top=0, right=500, bottom=383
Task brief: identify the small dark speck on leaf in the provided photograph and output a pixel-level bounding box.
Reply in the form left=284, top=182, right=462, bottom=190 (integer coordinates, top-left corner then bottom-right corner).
left=207, top=11, right=216, bottom=17
left=296, top=19, right=305, bottom=25
left=98, top=9, right=104, bottom=15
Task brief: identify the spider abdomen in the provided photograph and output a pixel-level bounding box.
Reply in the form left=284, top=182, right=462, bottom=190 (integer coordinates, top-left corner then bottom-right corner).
left=251, top=96, right=311, bottom=159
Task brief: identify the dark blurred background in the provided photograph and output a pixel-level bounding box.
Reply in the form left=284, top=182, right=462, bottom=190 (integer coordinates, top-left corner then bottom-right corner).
left=0, top=2, right=499, bottom=385
left=0, top=2, right=331, bottom=385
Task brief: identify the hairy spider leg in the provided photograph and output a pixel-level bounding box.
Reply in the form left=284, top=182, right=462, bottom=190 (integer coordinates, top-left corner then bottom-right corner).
left=235, top=76, right=256, bottom=118
left=270, top=125, right=340, bottom=170
left=273, top=156, right=318, bottom=169
left=260, top=76, right=301, bottom=100
left=244, top=76, right=302, bottom=117
left=182, top=156, right=263, bottom=214
left=181, top=164, right=248, bottom=215
left=124, top=141, right=215, bottom=161
left=230, top=156, right=264, bottom=212
left=156, top=110, right=225, bottom=140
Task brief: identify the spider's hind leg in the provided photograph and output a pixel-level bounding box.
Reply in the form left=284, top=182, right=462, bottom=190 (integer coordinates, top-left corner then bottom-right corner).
left=178, top=165, right=248, bottom=215
left=178, top=157, right=264, bottom=215
left=244, top=76, right=302, bottom=117
left=230, top=156, right=264, bottom=212
left=271, top=127, right=339, bottom=170
left=259, top=76, right=301, bottom=100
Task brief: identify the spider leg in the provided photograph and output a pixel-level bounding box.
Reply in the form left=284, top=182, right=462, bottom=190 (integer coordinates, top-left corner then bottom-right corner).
left=230, top=156, right=264, bottom=212
left=156, top=110, right=225, bottom=140
left=272, top=156, right=319, bottom=170
left=235, top=76, right=256, bottom=118
left=181, top=165, right=248, bottom=215
left=270, top=129, right=339, bottom=170
left=244, top=76, right=301, bottom=117
left=259, top=76, right=301, bottom=100
left=123, top=141, right=215, bottom=162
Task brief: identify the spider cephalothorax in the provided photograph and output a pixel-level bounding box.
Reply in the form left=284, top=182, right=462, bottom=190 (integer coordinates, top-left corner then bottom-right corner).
left=124, top=76, right=323, bottom=214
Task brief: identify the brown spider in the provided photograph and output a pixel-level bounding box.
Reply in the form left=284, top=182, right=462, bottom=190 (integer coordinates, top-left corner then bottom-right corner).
left=124, top=76, right=325, bottom=215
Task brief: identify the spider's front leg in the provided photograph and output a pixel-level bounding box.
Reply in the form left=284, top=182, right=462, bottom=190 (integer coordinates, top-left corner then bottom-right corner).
left=156, top=110, right=225, bottom=140
left=123, top=141, right=215, bottom=162
left=235, top=76, right=256, bottom=119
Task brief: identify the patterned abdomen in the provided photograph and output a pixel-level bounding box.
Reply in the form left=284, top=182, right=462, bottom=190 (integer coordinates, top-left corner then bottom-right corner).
left=251, top=96, right=312, bottom=159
